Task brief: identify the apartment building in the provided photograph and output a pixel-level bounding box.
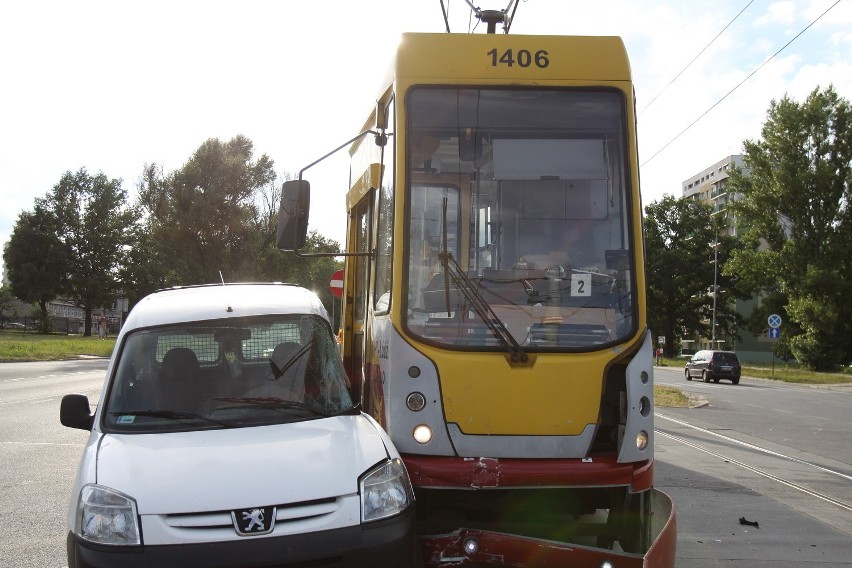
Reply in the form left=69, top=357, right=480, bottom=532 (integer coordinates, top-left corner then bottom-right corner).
left=681, top=155, right=774, bottom=363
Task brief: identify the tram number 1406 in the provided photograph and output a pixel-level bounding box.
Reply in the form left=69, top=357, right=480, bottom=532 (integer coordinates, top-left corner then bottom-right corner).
left=487, top=48, right=550, bottom=68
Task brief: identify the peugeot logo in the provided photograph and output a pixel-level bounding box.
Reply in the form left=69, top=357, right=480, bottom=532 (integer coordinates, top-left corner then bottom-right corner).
left=232, top=506, right=276, bottom=536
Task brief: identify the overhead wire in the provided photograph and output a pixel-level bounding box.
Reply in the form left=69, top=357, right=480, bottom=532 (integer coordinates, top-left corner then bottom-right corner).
left=439, top=0, right=451, bottom=32
left=641, top=0, right=844, bottom=168
left=505, top=0, right=520, bottom=33
left=639, top=0, right=754, bottom=115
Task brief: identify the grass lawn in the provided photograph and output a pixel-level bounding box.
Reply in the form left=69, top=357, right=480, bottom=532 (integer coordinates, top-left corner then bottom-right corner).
left=0, top=331, right=115, bottom=361
left=654, top=385, right=693, bottom=408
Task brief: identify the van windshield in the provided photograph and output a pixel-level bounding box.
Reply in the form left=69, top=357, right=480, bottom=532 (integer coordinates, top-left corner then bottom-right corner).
left=103, top=315, right=355, bottom=432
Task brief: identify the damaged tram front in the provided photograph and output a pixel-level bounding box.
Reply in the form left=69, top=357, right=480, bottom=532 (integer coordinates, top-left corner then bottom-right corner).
left=278, top=30, right=676, bottom=567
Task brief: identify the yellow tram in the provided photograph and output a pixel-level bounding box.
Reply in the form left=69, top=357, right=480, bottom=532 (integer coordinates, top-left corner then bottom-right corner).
left=279, top=30, right=675, bottom=567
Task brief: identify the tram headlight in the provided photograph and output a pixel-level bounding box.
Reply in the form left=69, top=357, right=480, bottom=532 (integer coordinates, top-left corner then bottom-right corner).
left=406, top=392, right=426, bottom=412
left=463, top=536, right=480, bottom=555
left=635, top=430, right=649, bottom=451
left=413, top=424, right=432, bottom=444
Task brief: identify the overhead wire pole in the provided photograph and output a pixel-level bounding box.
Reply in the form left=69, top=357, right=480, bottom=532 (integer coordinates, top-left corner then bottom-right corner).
left=641, top=0, right=843, bottom=168
left=460, top=0, right=520, bottom=33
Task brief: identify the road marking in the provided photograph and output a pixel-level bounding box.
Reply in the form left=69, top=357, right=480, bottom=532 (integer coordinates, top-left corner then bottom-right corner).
left=657, top=412, right=852, bottom=482
left=656, top=429, right=852, bottom=513
left=0, top=389, right=100, bottom=406
left=2, top=441, right=85, bottom=447
left=29, top=397, right=58, bottom=404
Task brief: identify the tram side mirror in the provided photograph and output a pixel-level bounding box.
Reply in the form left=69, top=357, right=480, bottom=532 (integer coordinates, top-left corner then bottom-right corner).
left=277, top=180, right=311, bottom=250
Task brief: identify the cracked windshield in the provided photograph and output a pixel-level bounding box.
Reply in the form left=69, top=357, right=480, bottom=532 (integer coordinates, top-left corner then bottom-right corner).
left=405, top=87, right=636, bottom=351
left=104, top=315, right=353, bottom=432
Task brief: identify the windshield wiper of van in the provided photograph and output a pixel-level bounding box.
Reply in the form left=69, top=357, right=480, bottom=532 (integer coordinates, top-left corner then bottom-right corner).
left=438, top=251, right=528, bottom=363
left=211, top=396, right=359, bottom=418
left=268, top=340, right=313, bottom=380
left=212, top=396, right=328, bottom=416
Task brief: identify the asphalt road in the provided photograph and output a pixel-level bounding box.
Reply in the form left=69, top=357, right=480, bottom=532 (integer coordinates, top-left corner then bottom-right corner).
left=0, top=359, right=850, bottom=567
left=0, top=359, right=106, bottom=568
left=654, top=365, right=852, bottom=566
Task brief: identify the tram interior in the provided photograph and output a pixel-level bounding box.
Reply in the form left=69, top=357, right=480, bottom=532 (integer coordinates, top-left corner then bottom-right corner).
left=406, top=129, right=634, bottom=349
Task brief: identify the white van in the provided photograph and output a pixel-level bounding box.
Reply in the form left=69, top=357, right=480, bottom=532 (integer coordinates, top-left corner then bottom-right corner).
left=60, top=283, right=418, bottom=567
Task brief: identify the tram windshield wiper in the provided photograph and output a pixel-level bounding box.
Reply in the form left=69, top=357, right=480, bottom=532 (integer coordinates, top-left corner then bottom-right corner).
left=438, top=251, right=528, bottom=363
left=437, top=196, right=527, bottom=362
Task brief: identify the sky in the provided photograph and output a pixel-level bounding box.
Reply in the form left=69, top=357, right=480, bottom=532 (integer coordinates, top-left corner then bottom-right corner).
left=2, top=0, right=850, bottom=281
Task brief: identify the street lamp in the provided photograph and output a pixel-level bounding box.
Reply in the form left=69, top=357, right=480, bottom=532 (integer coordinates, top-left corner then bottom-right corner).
left=711, top=235, right=718, bottom=346
left=687, top=201, right=721, bottom=349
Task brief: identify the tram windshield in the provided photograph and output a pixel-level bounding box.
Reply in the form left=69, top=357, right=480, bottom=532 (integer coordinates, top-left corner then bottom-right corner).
left=404, top=87, right=636, bottom=351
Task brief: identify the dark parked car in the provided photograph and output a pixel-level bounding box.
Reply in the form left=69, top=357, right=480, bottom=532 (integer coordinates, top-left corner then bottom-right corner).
left=685, top=350, right=741, bottom=384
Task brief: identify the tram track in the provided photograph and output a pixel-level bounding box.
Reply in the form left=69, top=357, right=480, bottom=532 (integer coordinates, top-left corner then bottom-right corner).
left=657, top=412, right=852, bottom=484
left=654, top=411, right=852, bottom=537
left=655, top=429, right=852, bottom=513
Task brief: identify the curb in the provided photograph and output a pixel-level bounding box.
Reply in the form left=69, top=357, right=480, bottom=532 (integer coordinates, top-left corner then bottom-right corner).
left=687, top=394, right=709, bottom=409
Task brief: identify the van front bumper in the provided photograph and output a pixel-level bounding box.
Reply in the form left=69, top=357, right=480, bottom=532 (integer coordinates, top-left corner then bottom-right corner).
left=67, top=506, right=417, bottom=568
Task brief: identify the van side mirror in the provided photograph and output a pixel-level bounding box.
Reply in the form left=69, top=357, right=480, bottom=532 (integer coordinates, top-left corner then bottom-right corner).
left=277, top=180, right=311, bottom=250
left=60, top=394, right=94, bottom=431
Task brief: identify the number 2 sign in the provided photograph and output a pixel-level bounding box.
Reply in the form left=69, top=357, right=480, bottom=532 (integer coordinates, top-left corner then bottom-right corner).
left=572, top=273, right=591, bottom=297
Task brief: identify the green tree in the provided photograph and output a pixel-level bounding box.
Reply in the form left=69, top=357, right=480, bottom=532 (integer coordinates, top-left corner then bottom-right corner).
left=43, top=169, right=138, bottom=336
left=727, top=86, right=852, bottom=370
left=279, top=231, right=343, bottom=309
left=138, top=136, right=277, bottom=284
left=119, top=220, right=169, bottom=311
left=135, top=135, right=345, bottom=316
left=2, top=206, right=69, bottom=331
left=644, top=196, right=723, bottom=356
left=0, top=284, right=17, bottom=324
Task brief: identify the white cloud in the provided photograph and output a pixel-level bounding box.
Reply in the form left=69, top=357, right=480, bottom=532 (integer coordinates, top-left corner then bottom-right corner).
left=755, top=1, right=797, bottom=27
left=806, top=0, right=852, bottom=26
left=828, top=31, right=852, bottom=45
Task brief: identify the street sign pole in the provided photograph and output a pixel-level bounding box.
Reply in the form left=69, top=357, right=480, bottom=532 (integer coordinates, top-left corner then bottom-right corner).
left=329, top=269, right=345, bottom=341
left=768, top=314, right=782, bottom=380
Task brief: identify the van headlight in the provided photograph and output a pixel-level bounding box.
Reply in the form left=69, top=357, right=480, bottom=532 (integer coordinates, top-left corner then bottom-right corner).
left=360, top=458, right=414, bottom=522
left=76, top=484, right=141, bottom=545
